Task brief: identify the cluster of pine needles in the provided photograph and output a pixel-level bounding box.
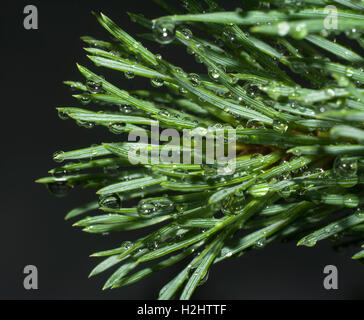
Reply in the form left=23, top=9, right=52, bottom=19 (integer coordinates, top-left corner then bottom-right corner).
left=37, top=0, right=364, bottom=299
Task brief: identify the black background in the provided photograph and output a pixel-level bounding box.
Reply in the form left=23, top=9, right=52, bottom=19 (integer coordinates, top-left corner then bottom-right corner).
left=1, top=0, right=364, bottom=300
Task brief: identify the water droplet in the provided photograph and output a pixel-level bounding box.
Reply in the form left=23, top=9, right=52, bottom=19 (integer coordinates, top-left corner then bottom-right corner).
left=221, top=247, right=233, bottom=258
left=186, top=47, right=194, bottom=55
left=179, top=87, right=188, bottom=95
left=174, top=67, right=185, bottom=76
left=253, top=238, right=266, bottom=249
left=121, top=241, right=133, bottom=250
left=109, top=123, right=126, bottom=134
left=58, top=110, right=69, bottom=120
left=292, top=149, right=302, bottom=156
left=219, top=161, right=236, bottom=176
left=251, top=153, right=264, bottom=163
left=333, top=157, right=358, bottom=178
left=291, top=23, right=308, bottom=39
left=53, top=151, right=65, bottom=163
left=325, top=88, right=336, bottom=98
left=124, top=71, right=135, bottom=79
left=290, top=61, right=307, bottom=74
left=195, top=54, right=203, bottom=64
left=202, top=163, right=218, bottom=176
left=246, top=120, right=265, bottom=129
left=158, top=109, right=171, bottom=118
left=187, top=73, right=200, bottom=87
left=208, top=67, right=220, bottom=80
left=119, top=105, right=134, bottom=114
left=221, top=193, right=245, bottom=216
left=86, top=79, right=103, bottom=93
left=77, top=121, right=95, bottom=129
left=343, top=194, right=359, bottom=208
left=250, top=183, right=270, bottom=197
left=355, top=209, right=364, bottom=218
left=258, top=1, right=271, bottom=9
left=246, top=84, right=260, bottom=98
left=104, top=165, right=119, bottom=175
left=345, top=67, right=355, bottom=78
left=47, top=182, right=71, bottom=198
left=176, top=203, right=188, bottom=214
left=273, top=119, right=288, bottom=132
left=301, top=238, right=317, bottom=247
left=197, top=271, right=209, bottom=286
left=347, top=28, right=361, bottom=39
left=147, top=237, right=160, bottom=251
left=53, top=168, right=66, bottom=178
left=267, top=89, right=282, bottom=101
left=277, top=22, right=290, bottom=36
left=99, top=195, right=121, bottom=209
left=222, top=27, right=240, bottom=47
left=80, top=94, right=91, bottom=105
left=181, top=28, right=193, bottom=39
left=137, top=198, right=175, bottom=218
left=151, top=77, right=164, bottom=88
left=153, top=18, right=176, bottom=44
left=336, top=76, right=349, bottom=87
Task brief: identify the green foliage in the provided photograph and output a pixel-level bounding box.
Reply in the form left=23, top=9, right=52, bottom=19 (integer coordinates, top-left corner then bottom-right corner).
left=38, top=0, right=364, bottom=299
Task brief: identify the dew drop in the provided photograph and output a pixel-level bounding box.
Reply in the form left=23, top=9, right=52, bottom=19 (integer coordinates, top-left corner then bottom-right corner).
left=121, top=241, right=133, bottom=250
left=179, top=87, right=188, bottom=95
left=187, top=73, right=201, bottom=87
left=147, top=238, right=160, bottom=251
left=104, top=165, right=119, bottom=175
left=78, top=121, right=95, bottom=129
left=53, top=168, right=66, bottom=178
left=86, top=79, right=103, bottom=93
left=291, top=23, right=308, bottom=39
left=273, top=119, right=288, bottom=133
left=325, top=88, right=336, bottom=98
left=58, top=110, right=69, bottom=120
left=343, top=194, right=359, bottom=208
left=290, top=61, right=307, bottom=74
left=253, top=238, right=266, bottom=249
left=109, top=122, right=126, bottom=134
left=175, top=67, right=185, bottom=76
left=195, top=55, right=203, bottom=64
left=53, top=151, right=65, bottom=163
left=355, top=209, right=364, bottom=218
left=333, top=157, right=358, bottom=178
left=119, top=105, right=134, bottom=114
left=186, top=47, right=195, bottom=55
left=153, top=18, right=176, bottom=44
left=292, top=149, right=302, bottom=156
left=277, top=22, right=290, bottom=36
left=246, top=120, right=265, bottom=129
left=345, top=67, right=355, bottom=78
left=151, top=77, right=164, bottom=88
left=80, top=94, right=91, bottom=105
left=221, top=247, right=233, bottom=258
left=181, top=28, right=193, bottom=39
left=124, top=71, right=135, bottom=80
left=47, top=182, right=71, bottom=198
left=301, top=238, right=317, bottom=247
left=197, top=271, right=209, bottom=286
left=137, top=198, right=175, bottom=218
left=208, top=67, right=220, bottom=80
left=99, top=195, right=121, bottom=209
left=176, top=203, right=188, bottom=214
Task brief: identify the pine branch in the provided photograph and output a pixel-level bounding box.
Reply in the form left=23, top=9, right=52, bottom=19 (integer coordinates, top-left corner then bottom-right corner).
left=38, top=0, right=364, bottom=299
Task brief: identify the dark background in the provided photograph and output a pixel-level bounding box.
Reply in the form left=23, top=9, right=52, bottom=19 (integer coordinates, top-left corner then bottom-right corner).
left=1, top=0, right=364, bottom=300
